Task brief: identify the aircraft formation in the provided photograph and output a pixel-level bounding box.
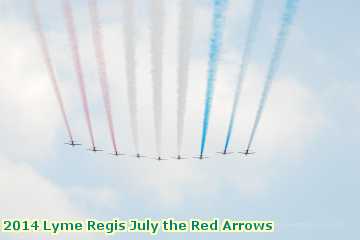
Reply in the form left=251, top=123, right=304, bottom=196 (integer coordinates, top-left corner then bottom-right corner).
left=32, top=0, right=300, bottom=161
left=64, top=138, right=254, bottom=161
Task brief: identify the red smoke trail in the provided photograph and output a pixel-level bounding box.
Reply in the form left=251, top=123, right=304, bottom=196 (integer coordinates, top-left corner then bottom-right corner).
left=88, top=0, right=118, bottom=153
left=31, top=0, right=74, bottom=142
left=63, top=0, right=96, bottom=148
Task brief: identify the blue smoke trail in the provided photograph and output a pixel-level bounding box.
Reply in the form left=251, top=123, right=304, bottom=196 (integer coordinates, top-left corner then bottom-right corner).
left=223, top=0, right=264, bottom=153
left=246, top=0, right=300, bottom=151
left=200, top=0, right=228, bottom=156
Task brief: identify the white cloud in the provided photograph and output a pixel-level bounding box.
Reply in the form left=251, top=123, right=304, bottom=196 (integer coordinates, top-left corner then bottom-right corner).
left=0, top=156, right=79, bottom=218
left=0, top=23, right=62, bottom=161
left=68, top=186, right=121, bottom=213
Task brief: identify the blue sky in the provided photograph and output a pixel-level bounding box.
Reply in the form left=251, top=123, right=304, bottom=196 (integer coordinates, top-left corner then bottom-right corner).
left=0, top=0, right=359, bottom=239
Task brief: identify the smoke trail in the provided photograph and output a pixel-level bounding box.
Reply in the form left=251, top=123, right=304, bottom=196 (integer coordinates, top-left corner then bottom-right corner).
left=31, top=0, right=74, bottom=142
left=88, top=0, right=118, bottom=153
left=246, top=0, right=299, bottom=151
left=223, top=0, right=264, bottom=153
left=200, top=0, right=228, bottom=156
left=121, top=0, right=139, bottom=154
left=63, top=0, right=96, bottom=148
left=176, top=0, right=194, bottom=156
left=149, top=0, right=164, bottom=157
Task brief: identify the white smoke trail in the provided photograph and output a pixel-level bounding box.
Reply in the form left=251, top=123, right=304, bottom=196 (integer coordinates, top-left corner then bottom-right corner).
left=149, top=0, right=164, bottom=157
left=176, top=0, right=194, bottom=157
left=246, top=0, right=299, bottom=151
left=121, top=0, right=139, bottom=154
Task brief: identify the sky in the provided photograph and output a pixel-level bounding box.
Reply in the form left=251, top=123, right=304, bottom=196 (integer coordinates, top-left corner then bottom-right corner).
left=0, top=0, right=359, bottom=239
